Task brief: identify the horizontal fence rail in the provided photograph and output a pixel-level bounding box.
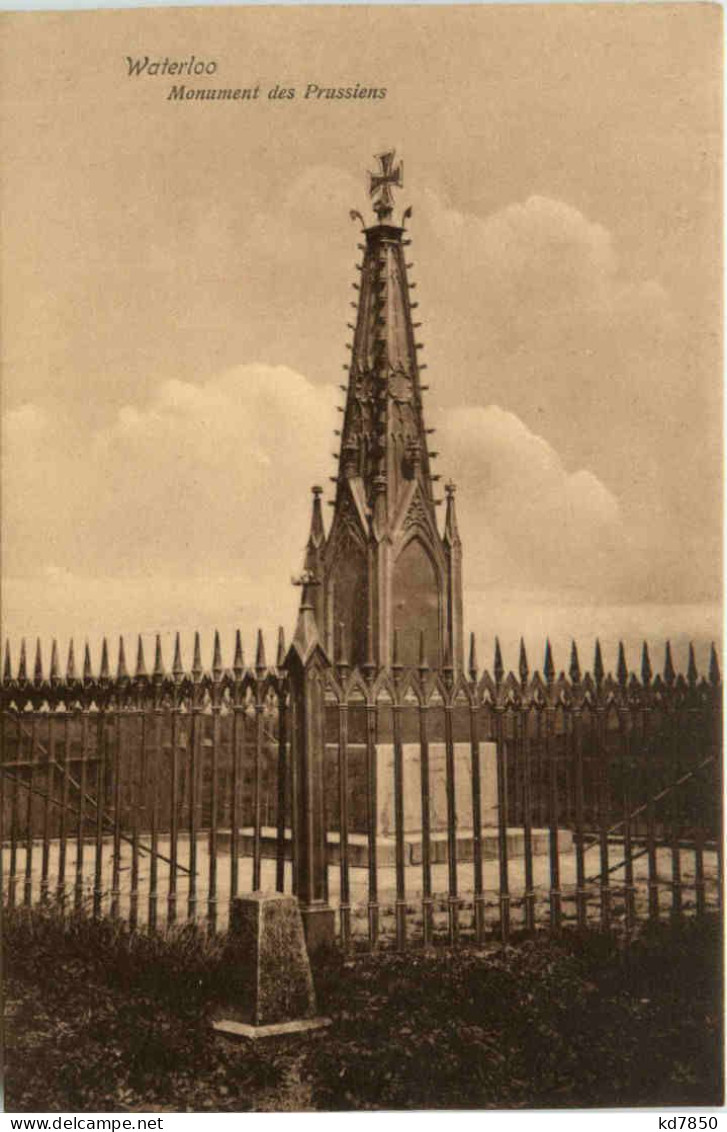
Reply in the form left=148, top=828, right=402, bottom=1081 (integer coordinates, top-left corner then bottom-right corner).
left=1, top=631, right=722, bottom=948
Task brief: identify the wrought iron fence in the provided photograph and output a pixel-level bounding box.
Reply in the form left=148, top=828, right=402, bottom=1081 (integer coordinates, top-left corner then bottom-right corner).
left=1, top=630, right=722, bottom=949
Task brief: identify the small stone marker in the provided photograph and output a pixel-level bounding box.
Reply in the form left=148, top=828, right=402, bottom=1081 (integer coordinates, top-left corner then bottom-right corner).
left=213, top=892, right=331, bottom=1041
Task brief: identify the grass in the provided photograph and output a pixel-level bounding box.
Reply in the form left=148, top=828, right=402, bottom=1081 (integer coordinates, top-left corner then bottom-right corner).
left=3, top=903, right=723, bottom=1112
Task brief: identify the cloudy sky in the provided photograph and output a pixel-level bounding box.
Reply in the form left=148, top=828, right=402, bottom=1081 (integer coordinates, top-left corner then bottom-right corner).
left=1, top=4, right=721, bottom=676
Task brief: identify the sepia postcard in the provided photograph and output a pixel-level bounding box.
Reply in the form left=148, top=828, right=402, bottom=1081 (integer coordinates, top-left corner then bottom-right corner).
left=0, top=2, right=723, bottom=1117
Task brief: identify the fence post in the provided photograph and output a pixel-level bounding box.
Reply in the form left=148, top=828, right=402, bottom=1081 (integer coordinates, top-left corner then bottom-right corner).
left=284, top=589, right=335, bottom=952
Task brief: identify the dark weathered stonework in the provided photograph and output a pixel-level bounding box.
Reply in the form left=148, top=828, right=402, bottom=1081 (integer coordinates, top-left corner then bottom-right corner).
left=229, top=892, right=317, bottom=1026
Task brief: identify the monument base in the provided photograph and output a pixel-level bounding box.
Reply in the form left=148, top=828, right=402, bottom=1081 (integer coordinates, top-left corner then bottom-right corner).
left=213, top=1016, right=332, bottom=1042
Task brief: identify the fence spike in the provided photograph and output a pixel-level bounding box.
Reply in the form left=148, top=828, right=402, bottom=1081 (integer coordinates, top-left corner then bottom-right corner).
left=617, top=641, right=627, bottom=688
left=709, top=642, right=720, bottom=686
left=569, top=640, right=581, bottom=684
left=468, top=632, right=478, bottom=682
left=519, top=638, right=529, bottom=686
left=276, top=626, right=286, bottom=668
left=17, top=638, right=28, bottom=683
left=494, top=637, right=504, bottom=685
left=100, top=637, right=110, bottom=680
left=544, top=639, right=554, bottom=684
left=212, top=629, right=223, bottom=677
left=50, top=639, right=60, bottom=683
left=593, top=639, right=604, bottom=687
left=3, top=640, right=11, bottom=683
left=153, top=634, right=164, bottom=678
left=66, top=639, right=76, bottom=681
left=233, top=629, right=244, bottom=675
left=34, top=638, right=44, bottom=684
left=664, top=640, right=675, bottom=686
left=135, top=635, right=147, bottom=678
left=192, top=631, right=203, bottom=680
left=172, top=632, right=183, bottom=677
left=641, top=640, right=652, bottom=686
left=687, top=642, right=698, bottom=687
left=255, top=628, right=266, bottom=674
left=83, top=641, right=93, bottom=682
left=116, top=636, right=128, bottom=679
left=418, top=628, right=429, bottom=673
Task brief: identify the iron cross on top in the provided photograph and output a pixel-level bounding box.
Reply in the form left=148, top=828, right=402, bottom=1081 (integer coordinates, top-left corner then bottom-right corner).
left=369, top=149, right=403, bottom=221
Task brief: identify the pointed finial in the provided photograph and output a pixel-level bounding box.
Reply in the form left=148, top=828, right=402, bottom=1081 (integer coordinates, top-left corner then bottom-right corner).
left=468, top=632, right=478, bottom=682
left=66, top=639, right=76, bottom=682
left=233, top=629, right=244, bottom=676
left=641, top=641, right=652, bottom=686
left=50, top=639, right=60, bottom=684
left=418, top=628, right=429, bottom=674
left=135, top=635, right=147, bottom=678
left=664, top=640, right=675, bottom=686
left=494, top=637, right=504, bottom=686
left=83, top=641, right=93, bottom=683
left=276, top=627, right=286, bottom=669
left=255, top=629, right=266, bottom=675
left=519, top=638, right=529, bottom=686
left=212, top=630, right=223, bottom=678
left=593, top=640, right=604, bottom=687
left=443, top=481, right=461, bottom=546
left=114, top=636, right=127, bottom=680
left=442, top=638, right=454, bottom=686
left=709, top=642, right=720, bottom=686
left=17, top=639, right=27, bottom=683
left=3, top=641, right=11, bottom=683
left=569, top=641, right=581, bottom=685
left=172, top=632, right=183, bottom=678
left=307, top=485, right=325, bottom=549
left=34, top=638, right=44, bottom=684
left=687, top=642, right=698, bottom=687
left=544, top=639, right=555, bottom=684
left=153, top=634, right=164, bottom=678
left=99, top=638, right=110, bottom=680
left=617, top=642, right=627, bottom=688
left=192, top=631, right=203, bottom=680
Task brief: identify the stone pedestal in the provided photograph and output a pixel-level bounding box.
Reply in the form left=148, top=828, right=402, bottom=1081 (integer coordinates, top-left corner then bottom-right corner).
left=376, top=741, right=498, bottom=835
left=213, top=892, right=331, bottom=1041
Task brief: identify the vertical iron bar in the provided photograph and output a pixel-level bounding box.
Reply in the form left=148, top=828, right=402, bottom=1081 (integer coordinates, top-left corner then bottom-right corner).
left=40, top=713, right=53, bottom=903
left=495, top=706, right=510, bottom=944
left=444, top=698, right=459, bottom=945
left=338, top=700, right=351, bottom=949
left=57, top=713, right=71, bottom=905
left=8, top=714, right=21, bottom=908
left=24, top=714, right=37, bottom=906
left=129, top=708, right=144, bottom=931
left=93, top=708, right=106, bottom=919
left=522, top=706, right=535, bottom=933
left=547, top=707, right=561, bottom=933
left=470, top=694, right=485, bottom=944
left=621, top=708, right=635, bottom=933
left=110, top=701, right=123, bottom=919
left=148, top=705, right=161, bottom=931
left=366, top=697, right=379, bottom=950
left=75, top=709, right=88, bottom=911
left=167, top=690, right=180, bottom=924
left=208, top=702, right=220, bottom=932
left=670, top=704, right=682, bottom=918
left=393, top=693, right=407, bottom=951
left=289, top=694, right=298, bottom=897
left=573, top=707, right=587, bottom=929
left=597, top=706, right=611, bottom=930
left=187, top=703, right=199, bottom=921
left=275, top=686, right=288, bottom=893
left=252, top=690, right=263, bottom=892
left=230, top=695, right=241, bottom=906
left=419, top=698, right=432, bottom=946
left=643, top=698, right=659, bottom=920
